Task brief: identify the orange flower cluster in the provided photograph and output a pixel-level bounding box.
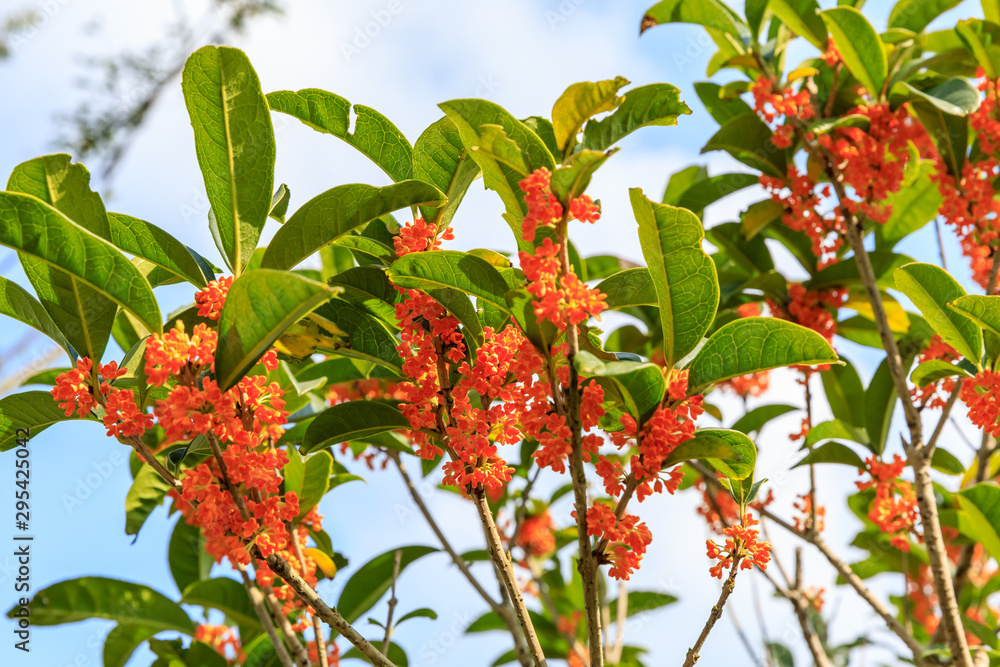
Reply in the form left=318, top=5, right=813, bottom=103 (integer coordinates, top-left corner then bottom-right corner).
left=518, top=167, right=600, bottom=241
left=961, top=369, right=1000, bottom=437
left=307, top=639, right=340, bottom=666
left=705, top=513, right=771, bottom=579
left=517, top=511, right=556, bottom=557
left=911, top=335, right=960, bottom=409
left=520, top=238, right=607, bottom=330
left=394, top=217, right=454, bottom=257
left=803, top=586, right=825, bottom=613
left=194, top=276, right=233, bottom=321
left=751, top=76, right=814, bottom=126
left=52, top=358, right=153, bottom=438
left=255, top=508, right=324, bottom=620
left=195, top=623, right=245, bottom=664
left=817, top=103, right=926, bottom=223
left=935, top=77, right=1000, bottom=289
left=822, top=39, right=842, bottom=67
left=767, top=285, right=846, bottom=365
left=856, top=455, right=918, bottom=551
left=793, top=492, right=826, bottom=533
left=760, top=170, right=842, bottom=267
left=586, top=502, right=652, bottom=580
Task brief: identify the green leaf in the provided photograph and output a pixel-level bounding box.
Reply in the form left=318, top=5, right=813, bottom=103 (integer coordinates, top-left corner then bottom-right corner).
left=804, top=419, right=869, bottom=447
left=0, top=390, right=91, bottom=452
left=931, top=447, right=965, bottom=475
left=666, top=173, right=759, bottom=220
left=950, top=295, right=1000, bottom=338
left=821, top=7, right=888, bottom=97
left=168, top=519, right=213, bottom=595
left=285, top=449, right=333, bottom=517
left=302, top=401, right=410, bottom=455
left=630, top=189, right=719, bottom=368
left=641, top=0, right=750, bottom=43
left=874, top=161, right=944, bottom=249
left=327, top=266, right=400, bottom=326
left=337, top=546, right=438, bottom=624
left=662, top=430, right=744, bottom=468
left=388, top=250, right=513, bottom=313
left=260, top=181, right=445, bottom=271
left=412, top=116, right=481, bottom=228
left=701, top=114, right=788, bottom=178
left=575, top=351, right=666, bottom=422
left=267, top=88, right=413, bottom=182
left=0, top=276, right=74, bottom=356
left=597, top=268, right=658, bottom=310
left=698, top=428, right=756, bottom=481
left=768, top=0, right=828, bottom=49
left=10, top=577, right=194, bottom=633
left=102, top=623, right=160, bottom=667
left=439, top=99, right=555, bottom=233
left=181, top=578, right=261, bottom=631
left=396, top=607, right=438, bottom=625
left=911, top=94, right=968, bottom=178
left=107, top=212, right=210, bottom=288
left=687, top=318, right=839, bottom=392
left=268, top=183, right=290, bottom=223
left=150, top=639, right=228, bottom=667
left=741, top=199, right=786, bottom=240
left=1, top=192, right=161, bottom=359
left=893, top=79, right=981, bottom=116
left=894, top=263, right=982, bottom=365
left=552, top=77, right=630, bottom=154
left=309, top=300, right=403, bottom=375
left=181, top=46, right=275, bottom=273
left=605, top=591, right=678, bottom=617
left=954, top=484, right=1000, bottom=562
left=580, top=83, right=691, bottom=152
left=865, top=359, right=897, bottom=456
left=911, top=359, right=971, bottom=386
left=956, top=19, right=1000, bottom=79
left=694, top=82, right=754, bottom=126
left=806, top=252, right=914, bottom=291
left=731, top=404, right=798, bottom=436
left=821, top=359, right=867, bottom=429
left=889, top=0, right=961, bottom=33
left=215, top=270, right=338, bottom=391
left=794, top=441, right=866, bottom=469
left=125, top=464, right=172, bottom=535
left=6, top=154, right=111, bottom=238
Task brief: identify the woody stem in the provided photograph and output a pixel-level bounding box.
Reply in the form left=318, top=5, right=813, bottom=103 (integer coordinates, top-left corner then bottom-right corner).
left=238, top=565, right=296, bottom=667
left=681, top=555, right=742, bottom=667
left=556, top=217, right=604, bottom=667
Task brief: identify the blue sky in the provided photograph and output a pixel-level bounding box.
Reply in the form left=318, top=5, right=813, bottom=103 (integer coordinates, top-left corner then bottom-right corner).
left=0, top=0, right=990, bottom=665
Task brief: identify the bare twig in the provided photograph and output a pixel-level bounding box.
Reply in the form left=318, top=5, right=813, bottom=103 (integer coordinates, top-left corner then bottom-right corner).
left=682, top=557, right=742, bottom=666
left=262, top=584, right=312, bottom=667
left=238, top=565, right=295, bottom=667
left=290, top=530, right=329, bottom=667
left=382, top=550, right=402, bottom=655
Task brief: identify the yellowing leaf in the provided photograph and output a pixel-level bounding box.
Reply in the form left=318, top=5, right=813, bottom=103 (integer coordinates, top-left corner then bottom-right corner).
left=552, top=77, right=630, bottom=154
left=845, top=292, right=910, bottom=333
left=304, top=548, right=338, bottom=579
left=787, top=67, right=819, bottom=81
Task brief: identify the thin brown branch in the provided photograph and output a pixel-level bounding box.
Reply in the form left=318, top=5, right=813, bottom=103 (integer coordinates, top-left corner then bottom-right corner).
left=290, top=529, right=329, bottom=667
left=791, top=548, right=833, bottom=667
left=262, top=584, right=312, bottom=667
left=926, top=381, right=963, bottom=458
left=238, top=565, right=295, bottom=667
left=382, top=550, right=402, bottom=655
left=682, top=556, right=742, bottom=666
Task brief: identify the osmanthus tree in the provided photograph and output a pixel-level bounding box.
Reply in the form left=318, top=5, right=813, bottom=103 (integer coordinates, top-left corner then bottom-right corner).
left=1, top=4, right=999, bottom=667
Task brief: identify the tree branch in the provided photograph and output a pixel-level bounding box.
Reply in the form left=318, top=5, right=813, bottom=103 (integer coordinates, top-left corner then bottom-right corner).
left=682, top=556, right=742, bottom=666
left=238, top=565, right=295, bottom=667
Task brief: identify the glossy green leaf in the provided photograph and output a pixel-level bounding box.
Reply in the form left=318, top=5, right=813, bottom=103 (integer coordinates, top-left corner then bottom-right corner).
left=285, top=448, right=333, bottom=517
left=694, top=82, right=753, bottom=126
left=102, top=623, right=160, bottom=667
left=888, top=0, right=961, bottom=33
left=794, top=441, right=866, bottom=469
left=665, top=173, right=759, bottom=219
left=865, top=358, right=896, bottom=456
left=911, top=359, right=971, bottom=387
left=327, top=266, right=400, bottom=326
left=309, top=300, right=403, bottom=374
left=125, top=464, right=172, bottom=535
left=701, top=114, right=788, bottom=178
left=0, top=190, right=154, bottom=361
left=698, top=428, right=756, bottom=481
left=260, top=181, right=444, bottom=271
left=107, top=212, right=210, bottom=287
left=439, top=98, right=555, bottom=232
left=388, top=250, right=513, bottom=313
left=9, top=577, right=194, bottom=633
left=806, top=252, right=914, bottom=291
left=893, top=79, right=981, bottom=116
left=267, top=88, right=412, bottom=182
left=687, top=318, right=840, bottom=392
left=641, top=0, right=750, bottom=43
left=412, top=116, right=481, bottom=228
left=6, top=154, right=110, bottom=238
left=630, top=189, right=719, bottom=368
left=575, top=351, right=666, bottom=422
left=950, top=295, right=1000, bottom=338
left=168, top=519, right=212, bottom=595
left=149, top=639, right=228, bottom=667
left=954, top=484, right=1000, bottom=562
left=182, top=46, right=275, bottom=273
left=552, top=77, right=629, bottom=154
left=769, top=0, right=828, bottom=49
left=302, top=401, right=410, bottom=455
left=338, top=546, right=438, bottom=624
left=215, top=270, right=338, bottom=391
left=911, top=94, right=968, bottom=178
left=821, top=7, right=887, bottom=97
left=931, top=447, right=966, bottom=475
left=662, top=430, right=743, bottom=468
left=894, top=263, right=981, bottom=365
left=804, top=419, right=869, bottom=447
left=181, top=578, right=261, bottom=631
left=597, top=268, right=658, bottom=310
left=731, top=404, right=798, bottom=436
left=0, top=276, right=74, bottom=356
left=821, top=359, right=867, bottom=429
left=0, top=390, right=91, bottom=452
left=268, top=183, right=290, bottom=223
left=874, top=161, right=944, bottom=249
left=580, top=83, right=691, bottom=152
